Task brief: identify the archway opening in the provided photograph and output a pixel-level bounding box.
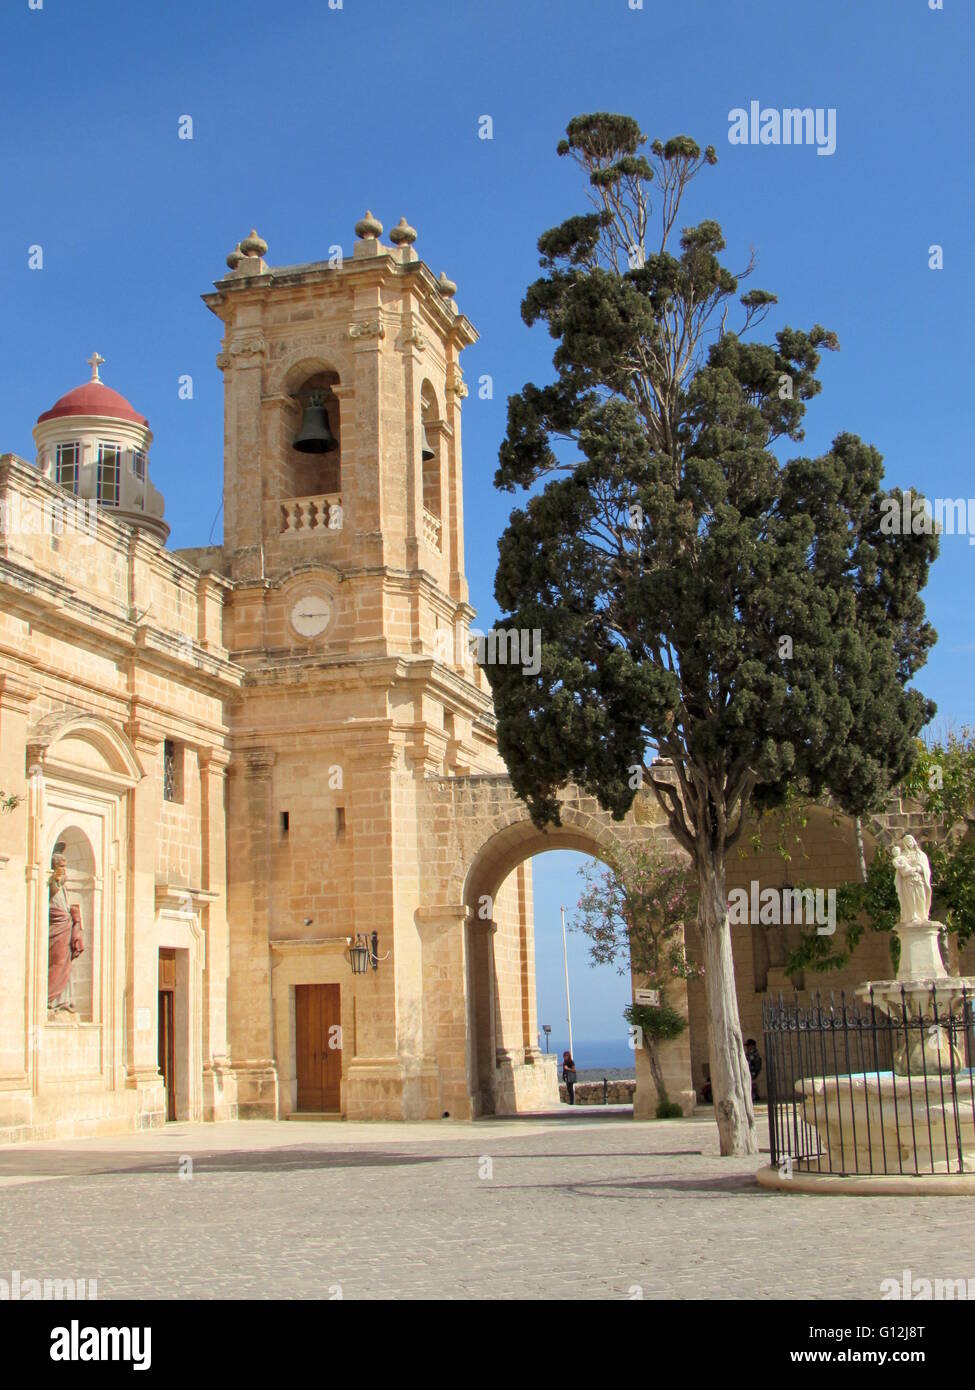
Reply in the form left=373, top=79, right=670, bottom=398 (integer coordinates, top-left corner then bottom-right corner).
left=528, top=848, right=642, bottom=1099
left=463, top=812, right=663, bottom=1117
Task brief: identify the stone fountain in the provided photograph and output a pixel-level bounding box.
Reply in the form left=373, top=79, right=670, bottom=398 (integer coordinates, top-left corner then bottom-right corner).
left=856, top=836, right=975, bottom=1076
left=778, top=837, right=975, bottom=1182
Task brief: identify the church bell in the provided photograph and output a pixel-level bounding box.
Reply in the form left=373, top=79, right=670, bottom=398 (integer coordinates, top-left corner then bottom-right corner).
left=420, top=422, right=435, bottom=462
left=293, top=392, right=338, bottom=454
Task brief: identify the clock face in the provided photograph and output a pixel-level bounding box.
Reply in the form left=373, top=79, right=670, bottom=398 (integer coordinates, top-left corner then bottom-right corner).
left=290, top=593, right=332, bottom=639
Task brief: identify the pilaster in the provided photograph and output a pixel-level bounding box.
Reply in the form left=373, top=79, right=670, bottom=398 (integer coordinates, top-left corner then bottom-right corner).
left=226, top=746, right=278, bottom=1117
left=198, top=746, right=237, bottom=1119
left=122, top=718, right=166, bottom=1120
left=0, top=676, right=35, bottom=1092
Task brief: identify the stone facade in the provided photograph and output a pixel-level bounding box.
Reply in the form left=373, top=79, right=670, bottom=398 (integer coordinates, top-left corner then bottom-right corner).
left=1, top=220, right=965, bottom=1142
left=0, top=453, right=238, bottom=1141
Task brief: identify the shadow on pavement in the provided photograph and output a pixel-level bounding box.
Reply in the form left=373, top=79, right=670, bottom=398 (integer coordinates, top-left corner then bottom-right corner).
left=494, top=1171, right=764, bottom=1199
left=0, top=1147, right=447, bottom=1180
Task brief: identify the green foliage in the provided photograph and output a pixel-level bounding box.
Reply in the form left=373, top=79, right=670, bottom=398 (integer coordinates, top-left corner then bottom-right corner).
left=625, top=999, right=687, bottom=1043
left=930, top=837, right=975, bottom=944
left=913, top=728, right=975, bottom=943
left=0, top=790, right=20, bottom=814
left=785, top=849, right=898, bottom=976
left=656, top=1099, right=685, bottom=1119
left=487, top=111, right=937, bottom=858
left=787, top=728, right=975, bottom=974
left=743, top=783, right=810, bottom=863
left=573, top=847, right=696, bottom=1046
left=903, top=727, right=975, bottom=832
left=571, top=844, right=698, bottom=981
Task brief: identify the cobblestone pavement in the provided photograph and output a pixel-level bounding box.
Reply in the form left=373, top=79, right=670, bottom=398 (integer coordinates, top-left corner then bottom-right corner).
left=1, top=1112, right=973, bottom=1300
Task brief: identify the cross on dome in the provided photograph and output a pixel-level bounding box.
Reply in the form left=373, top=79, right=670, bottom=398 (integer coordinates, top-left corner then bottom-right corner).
left=87, top=351, right=105, bottom=382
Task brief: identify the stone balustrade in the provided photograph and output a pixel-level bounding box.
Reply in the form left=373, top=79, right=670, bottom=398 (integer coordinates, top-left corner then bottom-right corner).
left=279, top=494, right=342, bottom=535
left=421, top=507, right=442, bottom=551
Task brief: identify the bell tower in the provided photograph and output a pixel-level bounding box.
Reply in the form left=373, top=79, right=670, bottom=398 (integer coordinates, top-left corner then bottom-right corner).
left=204, top=215, right=509, bottom=1123
left=203, top=214, right=476, bottom=663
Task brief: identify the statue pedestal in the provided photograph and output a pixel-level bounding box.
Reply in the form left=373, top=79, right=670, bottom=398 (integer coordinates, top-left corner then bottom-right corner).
left=856, top=921, right=975, bottom=1076
left=893, top=918, right=948, bottom=982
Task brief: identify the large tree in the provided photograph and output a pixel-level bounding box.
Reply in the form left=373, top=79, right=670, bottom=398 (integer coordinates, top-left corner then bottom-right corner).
left=486, top=113, right=938, bottom=1155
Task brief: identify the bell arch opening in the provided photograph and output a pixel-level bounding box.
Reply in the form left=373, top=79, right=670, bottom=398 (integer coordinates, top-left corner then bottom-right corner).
left=286, top=369, right=341, bottom=498
left=419, top=380, right=441, bottom=523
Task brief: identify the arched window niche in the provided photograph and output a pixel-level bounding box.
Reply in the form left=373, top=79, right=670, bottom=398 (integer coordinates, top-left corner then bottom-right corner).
left=47, top=827, right=96, bottom=1022
left=420, top=381, right=442, bottom=552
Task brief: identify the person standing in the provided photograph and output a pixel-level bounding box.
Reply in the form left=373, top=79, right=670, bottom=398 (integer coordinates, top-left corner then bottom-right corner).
left=744, top=1039, right=762, bottom=1103
left=562, top=1050, right=577, bottom=1105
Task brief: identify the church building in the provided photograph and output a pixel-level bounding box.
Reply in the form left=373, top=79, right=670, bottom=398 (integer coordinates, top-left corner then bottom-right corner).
left=0, top=215, right=954, bottom=1144
left=0, top=214, right=549, bottom=1141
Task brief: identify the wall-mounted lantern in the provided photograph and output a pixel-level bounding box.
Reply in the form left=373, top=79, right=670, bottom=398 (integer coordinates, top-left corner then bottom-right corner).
left=348, top=931, right=379, bottom=975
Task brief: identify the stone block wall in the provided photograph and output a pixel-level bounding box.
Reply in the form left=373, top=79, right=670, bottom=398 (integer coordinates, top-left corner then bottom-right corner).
left=559, top=1079, right=637, bottom=1105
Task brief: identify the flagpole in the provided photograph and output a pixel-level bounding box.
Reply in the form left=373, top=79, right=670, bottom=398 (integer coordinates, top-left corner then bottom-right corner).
left=561, top=904, right=574, bottom=1058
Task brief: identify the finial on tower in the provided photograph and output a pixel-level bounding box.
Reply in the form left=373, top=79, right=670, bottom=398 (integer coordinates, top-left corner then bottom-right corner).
left=87, top=351, right=105, bottom=383
left=240, top=229, right=268, bottom=259
left=389, top=217, right=417, bottom=247
left=354, top=210, right=383, bottom=240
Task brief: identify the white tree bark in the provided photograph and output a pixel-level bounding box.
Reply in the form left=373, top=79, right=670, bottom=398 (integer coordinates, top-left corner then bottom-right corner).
left=696, top=845, right=758, bottom=1156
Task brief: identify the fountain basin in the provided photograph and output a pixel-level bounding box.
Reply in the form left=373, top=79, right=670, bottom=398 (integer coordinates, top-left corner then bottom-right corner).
left=794, top=1070, right=975, bottom=1175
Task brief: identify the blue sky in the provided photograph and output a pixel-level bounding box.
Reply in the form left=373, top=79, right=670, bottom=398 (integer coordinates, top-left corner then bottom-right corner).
left=2, top=0, right=971, bottom=1044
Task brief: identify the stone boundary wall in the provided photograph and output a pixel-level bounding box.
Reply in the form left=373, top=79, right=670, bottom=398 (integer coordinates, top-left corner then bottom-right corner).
left=559, top=1079, right=636, bottom=1105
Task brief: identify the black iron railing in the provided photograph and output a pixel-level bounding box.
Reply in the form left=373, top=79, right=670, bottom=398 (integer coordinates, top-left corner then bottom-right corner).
left=763, top=987, right=975, bottom=1176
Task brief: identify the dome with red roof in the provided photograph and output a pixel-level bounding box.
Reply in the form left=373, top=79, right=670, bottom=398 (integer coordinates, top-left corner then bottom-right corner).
left=32, top=353, right=166, bottom=542
left=37, top=379, right=148, bottom=427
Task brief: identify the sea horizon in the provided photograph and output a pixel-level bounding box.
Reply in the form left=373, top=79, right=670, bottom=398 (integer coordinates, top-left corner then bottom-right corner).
left=540, top=1037, right=639, bottom=1072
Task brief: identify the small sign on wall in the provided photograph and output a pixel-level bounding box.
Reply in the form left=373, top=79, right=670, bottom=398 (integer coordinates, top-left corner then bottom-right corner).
left=634, top=988, right=660, bottom=1007
left=136, top=1007, right=151, bottom=1031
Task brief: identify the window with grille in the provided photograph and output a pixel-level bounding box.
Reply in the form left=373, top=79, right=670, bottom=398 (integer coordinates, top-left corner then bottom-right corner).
left=97, top=443, right=121, bottom=505
left=163, top=739, right=177, bottom=802
left=56, top=442, right=79, bottom=492
left=132, top=450, right=146, bottom=481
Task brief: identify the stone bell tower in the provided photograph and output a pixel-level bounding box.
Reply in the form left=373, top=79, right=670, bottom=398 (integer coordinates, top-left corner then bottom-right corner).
left=204, top=214, right=512, bottom=1121
left=203, top=214, right=475, bottom=635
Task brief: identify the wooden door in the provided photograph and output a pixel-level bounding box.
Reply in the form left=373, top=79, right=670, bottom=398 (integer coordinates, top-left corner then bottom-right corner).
left=295, top=983, right=342, bottom=1112
left=158, top=949, right=177, bottom=1122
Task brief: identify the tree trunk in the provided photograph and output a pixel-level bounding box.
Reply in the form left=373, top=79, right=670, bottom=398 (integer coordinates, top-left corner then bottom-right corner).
left=696, top=843, right=758, bottom=1156
left=644, top=1038, right=669, bottom=1107
left=855, top=816, right=868, bottom=884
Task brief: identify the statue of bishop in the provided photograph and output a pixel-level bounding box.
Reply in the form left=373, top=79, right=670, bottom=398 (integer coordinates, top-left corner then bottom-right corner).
left=48, top=852, right=84, bottom=1016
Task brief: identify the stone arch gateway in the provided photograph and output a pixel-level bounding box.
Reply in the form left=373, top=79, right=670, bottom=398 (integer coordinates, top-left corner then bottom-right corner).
left=417, top=774, right=678, bottom=1118
left=414, top=771, right=945, bottom=1122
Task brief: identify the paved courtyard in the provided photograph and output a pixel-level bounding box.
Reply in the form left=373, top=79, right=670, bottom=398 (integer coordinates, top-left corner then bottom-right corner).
left=1, top=1110, right=973, bottom=1300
